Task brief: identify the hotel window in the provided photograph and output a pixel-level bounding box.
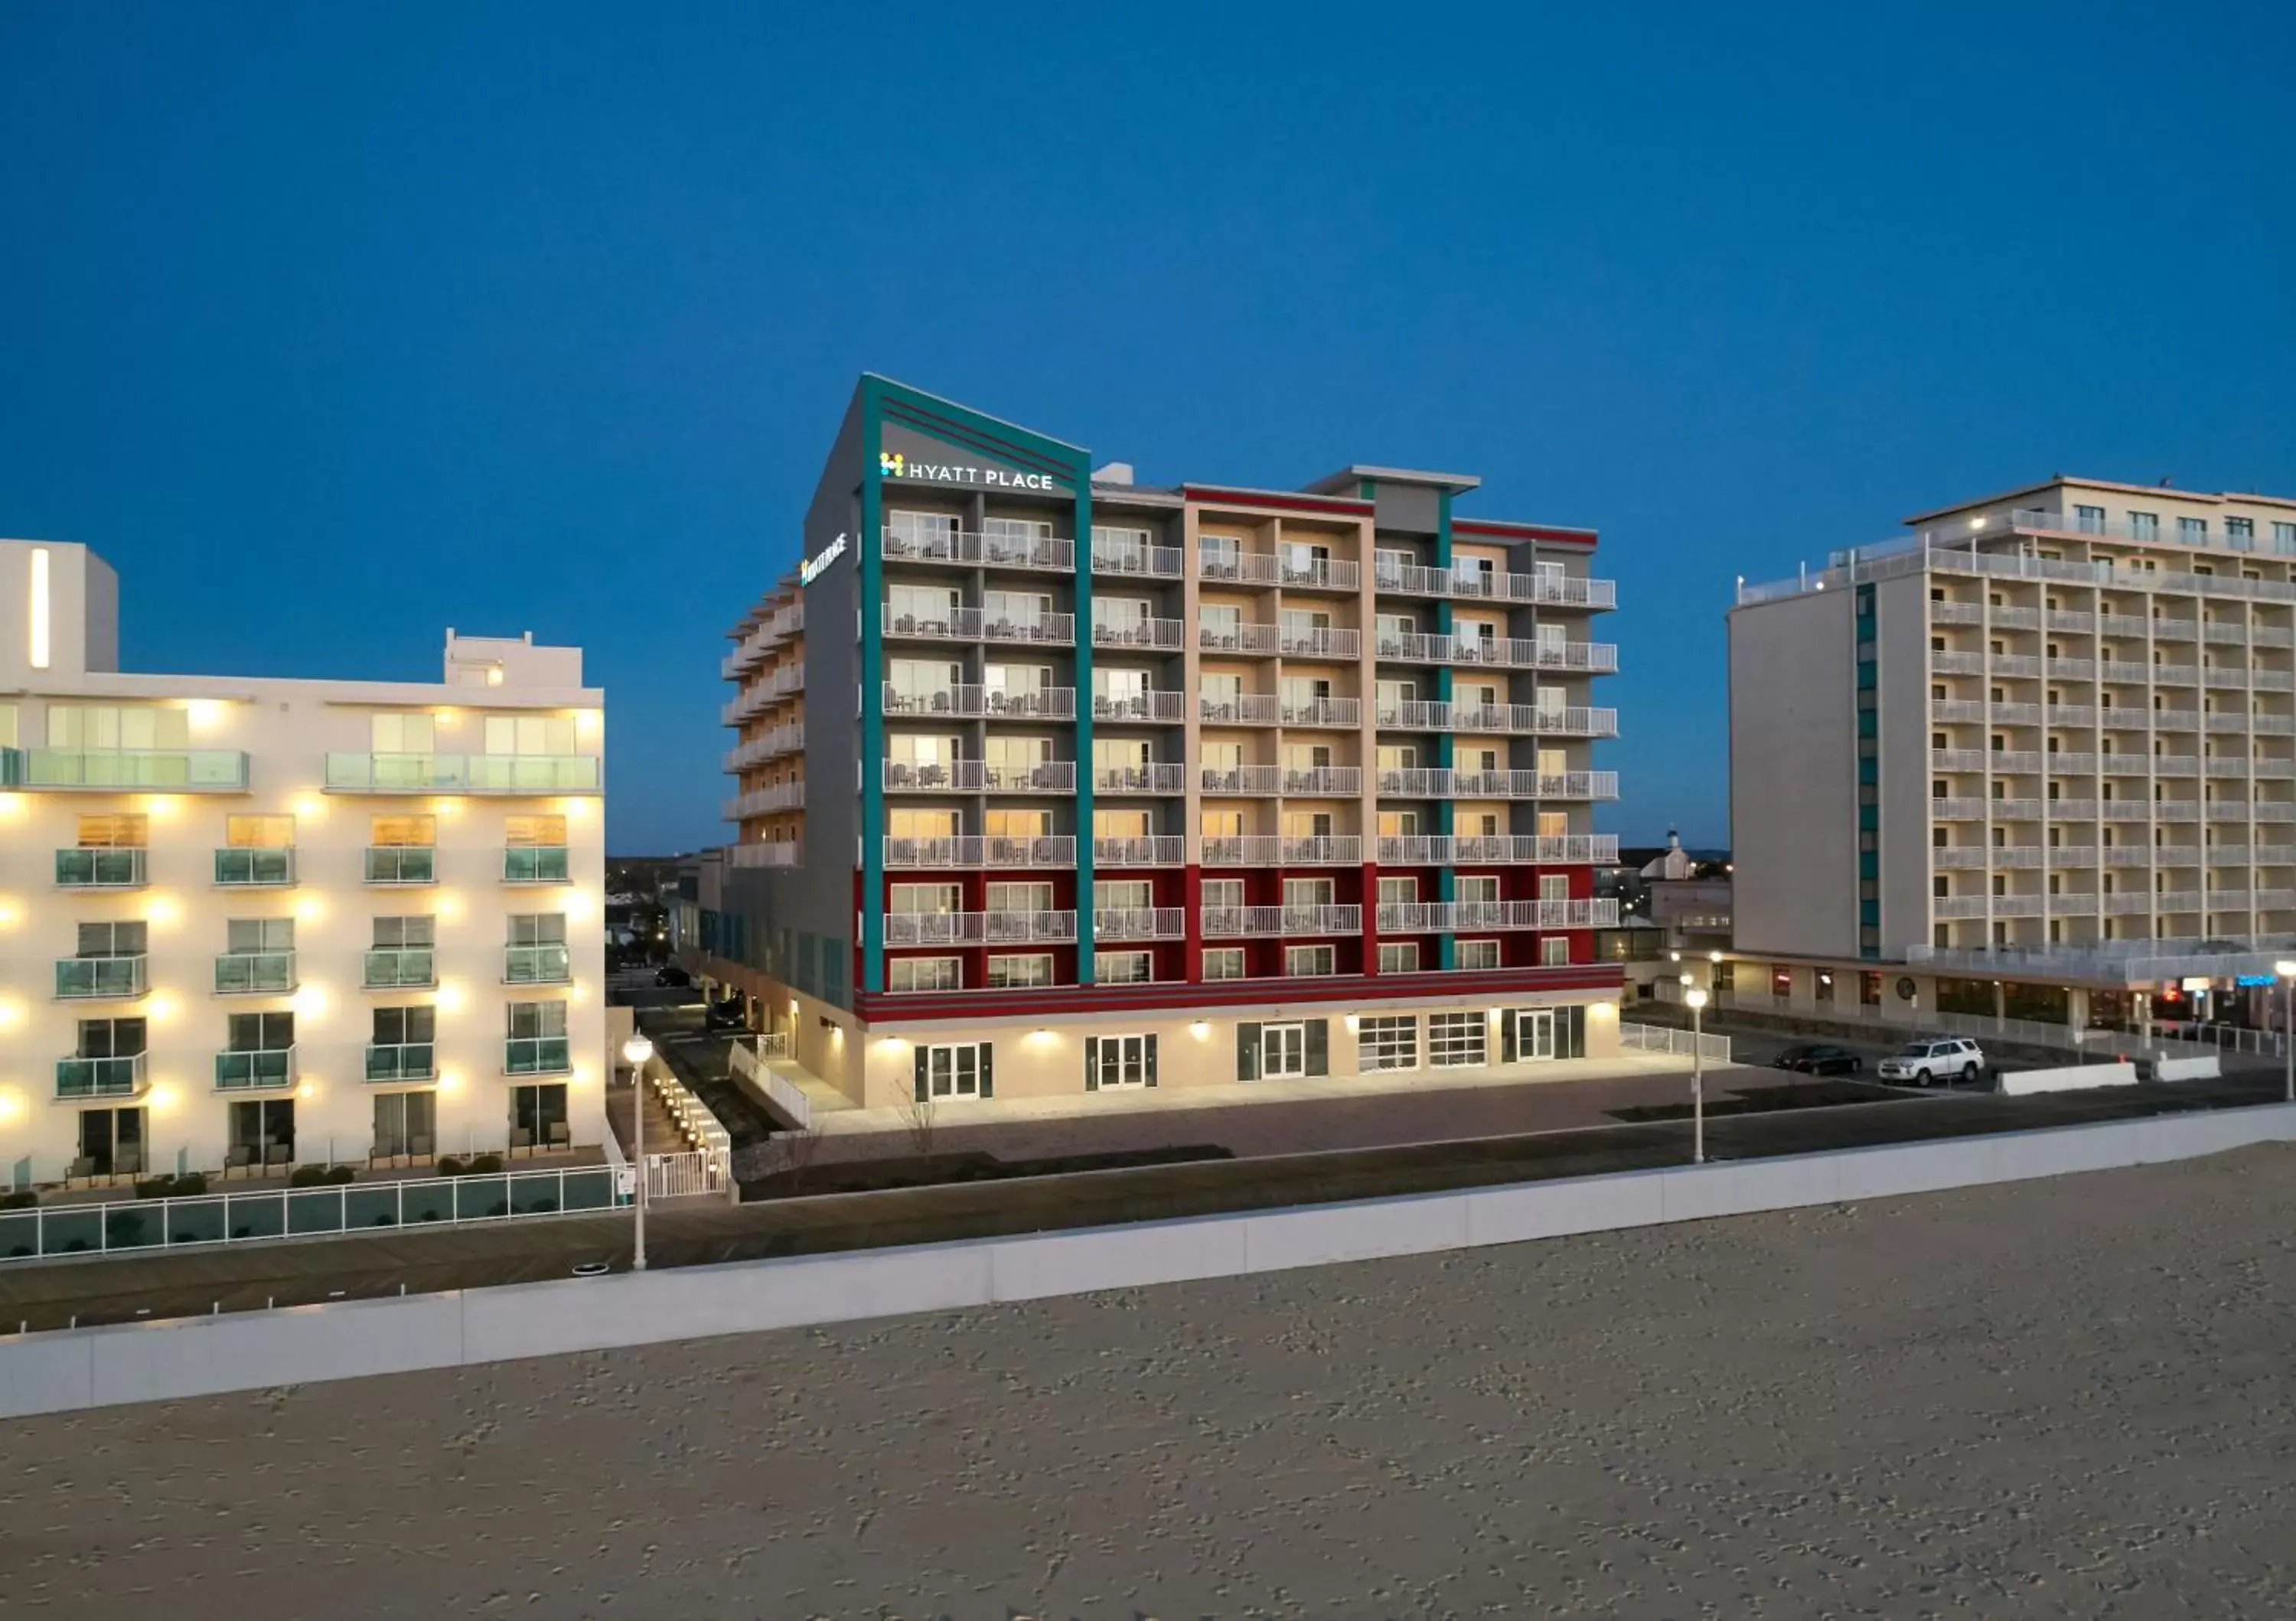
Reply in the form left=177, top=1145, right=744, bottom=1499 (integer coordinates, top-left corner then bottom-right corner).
left=1091, top=525, right=1153, bottom=569
left=2274, top=523, right=2296, bottom=556
left=1199, top=672, right=1244, bottom=718
left=983, top=664, right=1052, bottom=710
left=1375, top=547, right=1413, bottom=582
left=2227, top=517, right=2255, bottom=550
left=1200, top=533, right=1244, bottom=573
left=1471, top=812, right=1502, bottom=837
left=2177, top=517, right=2208, bottom=546
left=1456, top=938, right=1502, bottom=970
left=915, top=1041, right=990, bottom=1100
left=368, top=711, right=435, bottom=755
left=1378, top=941, right=1420, bottom=974
left=1094, top=807, right=1150, bottom=837
left=47, top=704, right=189, bottom=751
left=889, top=584, right=960, bottom=629
left=982, top=734, right=1052, bottom=788
left=1096, top=879, right=1153, bottom=911
left=888, top=509, right=958, bottom=551
left=1284, top=944, right=1336, bottom=977
left=1457, top=875, right=1499, bottom=905
left=1202, top=947, right=1246, bottom=980
left=1541, top=937, right=1570, bottom=966
left=371, top=813, right=436, bottom=846
left=1378, top=743, right=1418, bottom=771
left=1358, top=1015, right=1418, bottom=1072
left=1377, top=876, right=1417, bottom=904
left=987, top=881, right=1052, bottom=916
left=1199, top=604, right=1244, bottom=647
left=1094, top=595, right=1153, bottom=636
left=889, top=957, right=960, bottom=993
left=1283, top=876, right=1335, bottom=908
left=1378, top=810, right=1420, bottom=836
left=1201, top=807, right=1244, bottom=840
left=1084, top=1032, right=1156, bottom=1090
left=1375, top=677, right=1416, bottom=717
left=1098, top=951, right=1153, bottom=984
left=1538, top=812, right=1568, bottom=837
left=889, top=658, right=963, bottom=709
left=1428, top=1011, right=1487, bottom=1068
left=984, top=808, right=1052, bottom=838
left=1283, top=810, right=1334, bottom=838
left=889, top=807, right=957, bottom=838
left=76, top=813, right=148, bottom=848
left=484, top=714, right=576, bottom=756
left=2075, top=505, right=2106, bottom=533
left=2130, top=511, right=2160, bottom=542
left=228, top=814, right=295, bottom=848
left=891, top=883, right=960, bottom=915
left=984, top=589, right=1053, bottom=634
left=986, top=954, right=1054, bottom=988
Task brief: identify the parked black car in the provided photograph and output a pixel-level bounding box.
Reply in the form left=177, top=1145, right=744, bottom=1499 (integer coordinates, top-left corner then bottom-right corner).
left=654, top=964, right=693, bottom=988
left=1772, top=1042, right=1864, bottom=1076
left=703, top=996, right=748, bottom=1032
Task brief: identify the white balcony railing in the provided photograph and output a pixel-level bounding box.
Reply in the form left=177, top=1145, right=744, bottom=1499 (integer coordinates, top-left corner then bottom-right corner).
left=1198, top=546, right=1280, bottom=585
left=1373, top=899, right=1619, bottom=932
left=1200, top=836, right=1364, bottom=866
left=1199, top=621, right=1280, bottom=654
left=1280, top=766, right=1362, bottom=796
left=1094, top=907, right=1186, bottom=941
left=1278, top=556, right=1361, bottom=592
left=881, top=605, right=1077, bottom=645
left=881, top=835, right=1077, bottom=869
left=1091, top=540, right=1183, bottom=579
left=1094, top=835, right=1183, bottom=866
left=882, top=526, right=1075, bottom=572
left=1199, top=693, right=1280, bottom=725
left=1374, top=833, right=1619, bottom=865
left=882, top=909, right=1079, bottom=945
left=1200, top=903, right=1363, bottom=938
left=1281, top=697, right=1361, bottom=727
left=1091, top=617, right=1186, bottom=651
left=1094, top=762, right=1186, bottom=794
left=1373, top=558, right=1618, bottom=610
left=1094, top=690, right=1188, bottom=722
left=1201, top=765, right=1280, bottom=794
left=1277, top=627, right=1361, bottom=660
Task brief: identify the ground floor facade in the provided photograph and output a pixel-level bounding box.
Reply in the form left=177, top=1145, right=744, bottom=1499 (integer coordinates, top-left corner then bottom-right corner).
left=688, top=954, right=1626, bottom=1111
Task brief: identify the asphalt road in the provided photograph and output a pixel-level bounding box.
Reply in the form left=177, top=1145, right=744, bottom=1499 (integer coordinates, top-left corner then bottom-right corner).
left=2, top=1068, right=2284, bottom=1334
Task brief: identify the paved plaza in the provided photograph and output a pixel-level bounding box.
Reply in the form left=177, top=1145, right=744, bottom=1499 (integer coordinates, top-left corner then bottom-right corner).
left=5, top=1144, right=2293, bottom=1616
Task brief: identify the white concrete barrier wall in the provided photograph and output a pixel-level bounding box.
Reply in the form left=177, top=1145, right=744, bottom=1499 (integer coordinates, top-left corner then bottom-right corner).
left=1999, top=1062, right=2140, bottom=1095
left=2152, top=1055, right=2223, bottom=1083
left=5, top=1102, right=2294, bottom=1420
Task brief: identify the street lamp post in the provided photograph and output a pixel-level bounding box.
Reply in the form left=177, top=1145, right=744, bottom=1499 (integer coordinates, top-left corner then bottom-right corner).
left=1684, top=987, right=1710, bottom=1164
left=2277, top=963, right=2296, bottom=1104
left=621, top=1033, right=655, bottom=1270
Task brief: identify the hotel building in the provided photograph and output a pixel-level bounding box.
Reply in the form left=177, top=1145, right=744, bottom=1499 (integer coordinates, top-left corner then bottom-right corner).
left=689, top=376, right=1624, bottom=1107
left=1730, top=477, right=2296, bottom=1032
left=1, top=540, right=608, bottom=1185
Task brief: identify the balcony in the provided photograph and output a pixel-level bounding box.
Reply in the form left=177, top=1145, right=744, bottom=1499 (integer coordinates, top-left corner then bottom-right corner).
left=726, top=783, right=805, bottom=818
left=2050, top=846, right=2099, bottom=866
left=504, top=845, right=572, bottom=883
left=1931, top=651, right=1984, bottom=675
left=1281, top=697, right=1361, bottom=728
left=364, top=947, right=437, bottom=989
left=881, top=835, right=1076, bottom=868
left=882, top=910, right=1078, bottom=946
left=1198, top=764, right=1276, bottom=795
left=1200, top=693, right=1280, bottom=725
left=504, top=944, right=572, bottom=984
left=1375, top=630, right=1452, bottom=663
left=1375, top=899, right=1619, bottom=932
left=1932, top=848, right=1991, bottom=869
left=1454, top=638, right=1619, bottom=674
left=506, top=1037, right=572, bottom=1075
left=365, top=1042, right=437, bottom=1083
left=56, top=1053, right=148, bottom=1101
left=18, top=748, right=249, bottom=791
left=1278, top=626, right=1361, bottom=660
left=325, top=754, right=602, bottom=794
left=1199, top=621, right=1280, bottom=655
left=1198, top=546, right=1280, bottom=585
left=214, top=848, right=295, bottom=886
left=1931, top=798, right=1988, bottom=819
left=1093, top=690, right=1187, bottom=722
left=56, top=848, right=146, bottom=888
left=1373, top=559, right=1617, bottom=610
left=881, top=526, right=1075, bottom=572
left=1278, top=556, right=1360, bottom=592
left=1091, top=540, right=1183, bottom=579
left=1091, top=617, right=1186, bottom=651
left=1094, top=835, right=1182, bottom=866
left=1094, top=763, right=1186, bottom=794
left=730, top=840, right=803, bottom=868
left=55, top=956, right=148, bottom=1000
left=1374, top=833, right=1619, bottom=865
left=215, top=1047, right=295, bottom=1091
left=1201, top=904, right=1362, bottom=938
left=364, top=845, right=437, bottom=885
left=1280, top=766, right=1362, bottom=796
left=1200, top=835, right=1363, bottom=865
left=881, top=760, right=1077, bottom=794
left=1094, top=907, right=1186, bottom=941
left=881, top=605, right=1077, bottom=647
left=1932, top=749, right=1988, bottom=772
left=215, top=951, right=296, bottom=995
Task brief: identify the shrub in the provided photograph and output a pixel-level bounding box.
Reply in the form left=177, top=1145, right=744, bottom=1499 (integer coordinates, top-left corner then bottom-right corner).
left=171, top=1173, right=208, bottom=1198
left=0, top=1190, right=38, bottom=1212
left=373, top=1213, right=396, bottom=1226
left=325, top=1166, right=356, bottom=1185
left=436, top=1156, right=465, bottom=1177
left=133, top=1176, right=175, bottom=1199
left=466, top=1153, right=504, bottom=1176
left=289, top=1165, right=334, bottom=1188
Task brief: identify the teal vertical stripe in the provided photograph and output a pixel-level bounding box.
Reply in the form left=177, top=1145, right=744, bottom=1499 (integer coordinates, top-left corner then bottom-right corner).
left=1433, top=491, right=1456, bottom=969
left=1072, top=475, right=1096, bottom=983
left=859, top=378, right=888, bottom=993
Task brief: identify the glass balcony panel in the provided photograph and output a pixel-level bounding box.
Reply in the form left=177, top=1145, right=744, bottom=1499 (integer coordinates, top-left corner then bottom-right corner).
left=214, top=847, right=295, bottom=886
left=215, top=951, right=296, bottom=994
left=363, top=947, right=437, bottom=988
left=504, top=944, right=572, bottom=983
left=21, top=749, right=248, bottom=788
left=55, top=1054, right=147, bottom=1100
left=365, top=1042, right=437, bottom=1082
left=364, top=846, right=438, bottom=884
left=504, top=845, right=572, bottom=883
left=56, top=848, right=147, bottom=887
left=55, top=956, right=148, bottom=999
left=505, top=1036, right=572, bottom=1075
left=215, top=1047, right=295, bottom=1091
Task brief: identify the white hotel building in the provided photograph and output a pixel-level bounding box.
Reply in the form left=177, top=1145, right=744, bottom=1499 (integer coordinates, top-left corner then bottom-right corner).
left=1, top=540, right=607, bottom=1186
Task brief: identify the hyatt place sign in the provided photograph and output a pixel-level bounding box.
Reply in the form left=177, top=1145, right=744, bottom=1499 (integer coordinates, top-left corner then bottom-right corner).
left=879, top=451, right=1061, bottom=491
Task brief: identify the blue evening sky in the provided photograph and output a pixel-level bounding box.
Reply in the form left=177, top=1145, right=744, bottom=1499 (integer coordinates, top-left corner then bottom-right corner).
left=5, top=2, right=2291, bottom=853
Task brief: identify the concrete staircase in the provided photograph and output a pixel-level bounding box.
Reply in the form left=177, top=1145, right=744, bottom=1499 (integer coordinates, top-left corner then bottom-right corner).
left=606, top=1077, right=691, bottom=1160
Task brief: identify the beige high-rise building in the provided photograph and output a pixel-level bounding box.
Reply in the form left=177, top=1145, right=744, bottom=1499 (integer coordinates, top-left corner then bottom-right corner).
left=1729, top=478, right=2296, bottom=1032
left=0, top=539, right=608, bottom=1186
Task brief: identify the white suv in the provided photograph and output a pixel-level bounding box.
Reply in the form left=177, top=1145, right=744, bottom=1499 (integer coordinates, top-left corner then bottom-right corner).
left=1877, top=1037, right=1985, bottom=1087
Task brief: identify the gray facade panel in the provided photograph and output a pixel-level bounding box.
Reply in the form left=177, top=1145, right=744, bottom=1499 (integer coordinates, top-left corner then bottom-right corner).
left=1875, top=572, right=1933, bottom=954
left=1727, top=592, right=1859, bottom=958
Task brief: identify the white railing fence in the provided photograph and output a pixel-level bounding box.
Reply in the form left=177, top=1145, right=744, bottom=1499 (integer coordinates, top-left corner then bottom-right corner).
left=0, top=1166, right=623, bottom=1264
left=637, top=1055, right=732, bottom=1199
left=1619, top=1022, right=1733, bottom=1062
left=730, top=1037, right=813, bottom=1131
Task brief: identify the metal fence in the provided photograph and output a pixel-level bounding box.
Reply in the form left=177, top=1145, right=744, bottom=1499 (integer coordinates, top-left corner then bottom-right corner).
left=0, top=1166, right=623, bottom=1264
left=638, top=1057, right=732, bottom=1199
left=1619, top=1022, right=1733, bottom=1062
